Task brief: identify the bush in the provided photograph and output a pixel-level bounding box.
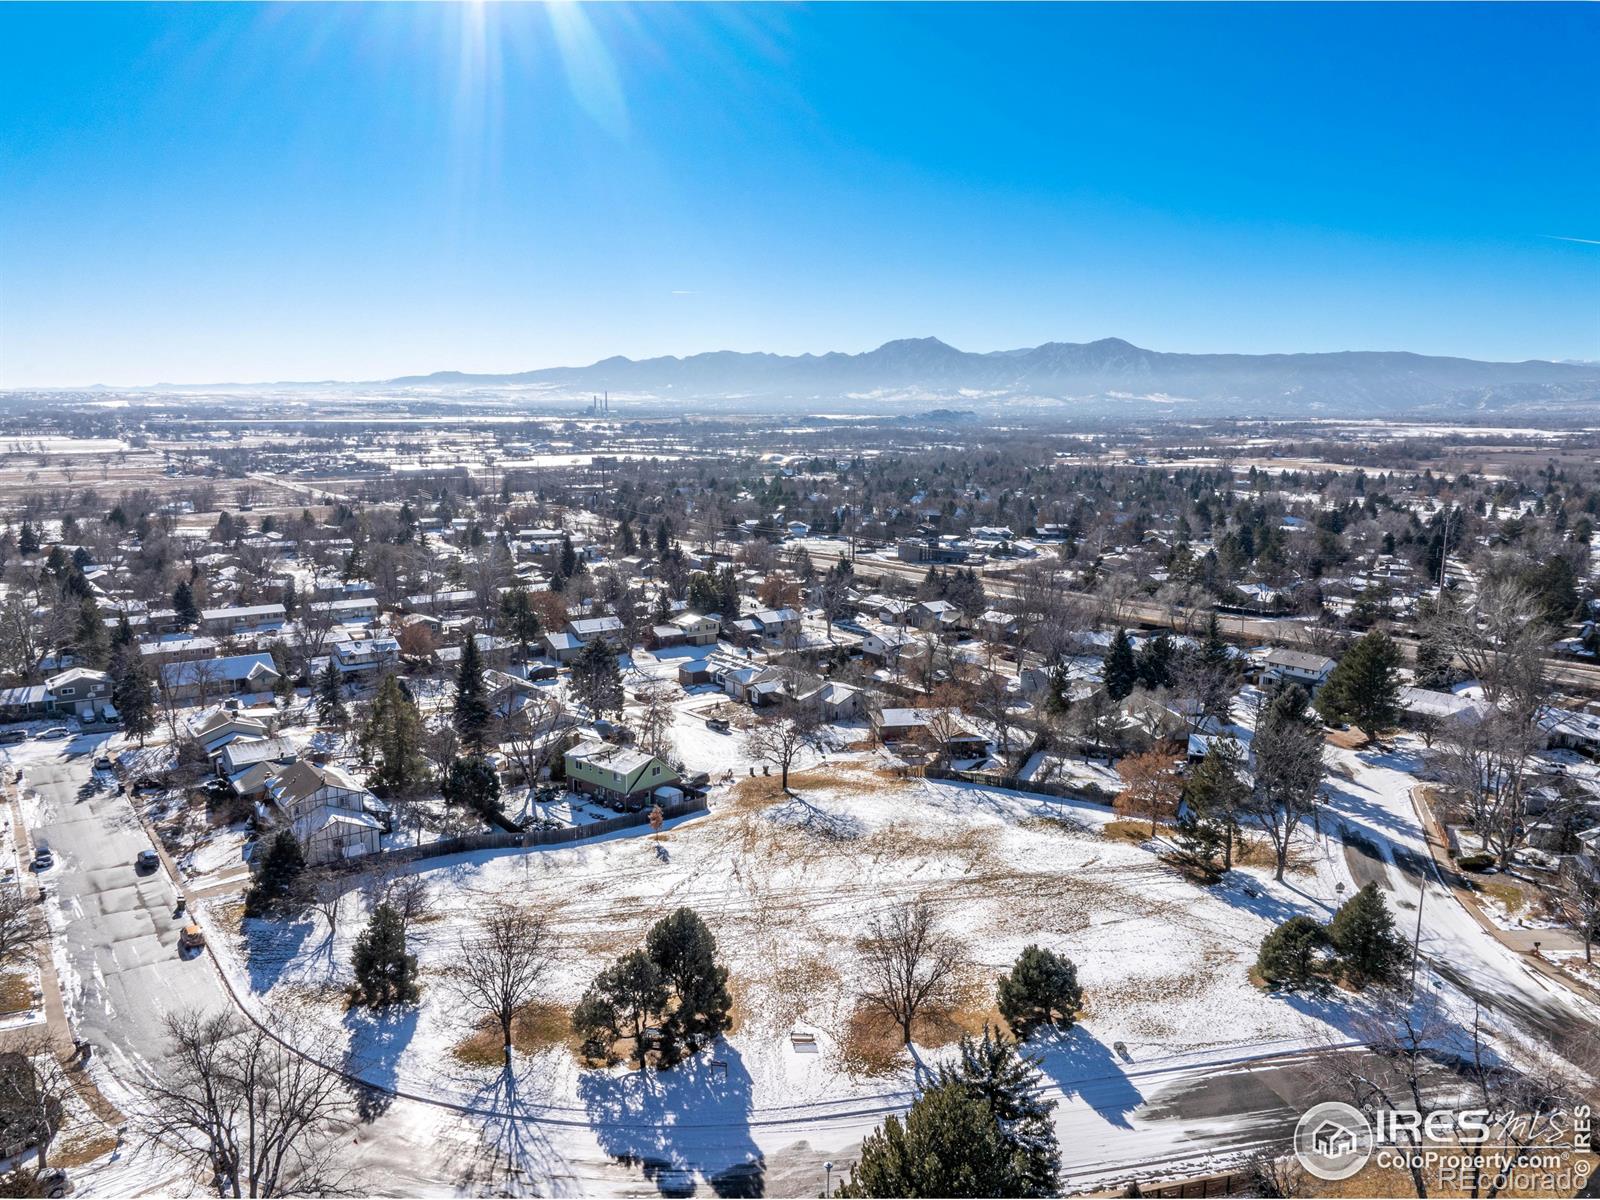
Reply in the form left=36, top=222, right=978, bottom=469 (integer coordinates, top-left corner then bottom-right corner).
left=996, top=946, right=1082, bottom=1041
left=1456, top=852, right=1495, bottom=871
left=1256, top=916, right=1328, bottom=991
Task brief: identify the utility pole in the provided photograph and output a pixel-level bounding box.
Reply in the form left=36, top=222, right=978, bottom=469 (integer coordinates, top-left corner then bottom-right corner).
left=1408, top=874, right=1426, bottom=999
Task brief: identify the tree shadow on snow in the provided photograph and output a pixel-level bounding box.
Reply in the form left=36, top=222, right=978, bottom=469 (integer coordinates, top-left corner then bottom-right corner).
left=240, top=914, right=314, bottom=993
left=341, top=1004, right=420, bottom=1122
left=1032, top=1027, right=1144, bottom=1129
left=577, top=1046, right=765, bottom=1197
left=466, top=1060, right=579, bottom=1196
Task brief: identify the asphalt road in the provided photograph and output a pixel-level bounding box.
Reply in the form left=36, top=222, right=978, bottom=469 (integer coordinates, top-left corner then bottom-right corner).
left=24, top=749, right=225, bottom=1076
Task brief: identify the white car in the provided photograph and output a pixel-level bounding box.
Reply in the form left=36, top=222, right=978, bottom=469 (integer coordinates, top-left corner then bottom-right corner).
left=36, top=727, right=71, bottom=741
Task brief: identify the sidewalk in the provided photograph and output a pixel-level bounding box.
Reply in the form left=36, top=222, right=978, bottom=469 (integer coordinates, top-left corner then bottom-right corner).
left=1407, top=785, right=1600, bottom=1005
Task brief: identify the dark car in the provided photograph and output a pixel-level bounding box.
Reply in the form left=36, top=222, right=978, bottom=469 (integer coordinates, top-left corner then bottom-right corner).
left=706, top=717, right=731, bottom=733
left=135, top=849, right=160, bottom=872
left=31, top=841, right=54, bottom=871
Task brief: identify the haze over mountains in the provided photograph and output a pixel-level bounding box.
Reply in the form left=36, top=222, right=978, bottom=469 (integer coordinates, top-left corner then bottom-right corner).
left=383, top=336, right=1600, bottom=415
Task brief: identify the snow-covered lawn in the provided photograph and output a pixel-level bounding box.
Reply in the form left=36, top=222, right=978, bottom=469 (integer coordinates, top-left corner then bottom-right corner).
left=211, top=750, right=1367, bottom=1128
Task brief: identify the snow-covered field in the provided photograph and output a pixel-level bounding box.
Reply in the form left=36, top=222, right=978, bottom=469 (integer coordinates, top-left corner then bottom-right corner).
left=212, top=747, right=1367, bottom=1128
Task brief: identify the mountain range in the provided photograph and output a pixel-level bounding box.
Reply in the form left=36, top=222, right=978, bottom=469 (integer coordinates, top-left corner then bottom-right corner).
left=384, top=336, right=1600, bottom=414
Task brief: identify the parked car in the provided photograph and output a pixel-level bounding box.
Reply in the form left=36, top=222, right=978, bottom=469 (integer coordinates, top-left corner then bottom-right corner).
left=135, top=849, right=160, bottom=872
left=179, top=924, right=206, bottom=952
left=31, top=841, right=54, bottom=871
left=706, top=716, right=731, bottom=733
left=93, top=755, right=113, bottom=771
left=0, top=728, right=27, bottom=744
left=36, top=727, right=71, bottom=741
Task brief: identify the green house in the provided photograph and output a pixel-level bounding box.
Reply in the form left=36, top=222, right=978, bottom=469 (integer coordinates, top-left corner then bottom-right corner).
left=564, top=739, right=680, bottom=807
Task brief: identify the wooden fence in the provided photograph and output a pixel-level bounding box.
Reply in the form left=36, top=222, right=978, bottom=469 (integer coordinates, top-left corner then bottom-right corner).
left=350, top=795, right=710, bottom=870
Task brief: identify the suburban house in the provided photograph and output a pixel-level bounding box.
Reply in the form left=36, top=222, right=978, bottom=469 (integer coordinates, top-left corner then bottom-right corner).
left=719, top=664, right=789, bottom=707
left=862, top=627, right=925, bottom=667
left=910, top=599, right=962, bottom=634
left=0, top=668, right=115, bottom=725
left=1539, top=707, right=1600, bottom=757
left=264, top=760, right=389, bottom=865
left=567, top=616, right=625, bottom=645
left=329, top=636, right=400, bottom=676
left=564, top=739, right=680, bottom=809
left=199, top=603, right=287, bottom=637
left=217, top=736, right=299, bottom=797
left=137, top=635, right=220, bottom=665
left=186, top=708, right=274, bottom=756
left=543, top=631, right=584, bottom=663
left=667, top=611, right=720, bottom=646
left=751, top=608, right=801, bottom=643
left=1398, top=686, right=1492, bottom=732
left=308, top=597, right=381, bottom=624
left=1253, top=648, right=1336, bottom=693
left=872, top=707, right=989, bottom=756
left=795, top=680, right=864, bottom=721
left=160, top=652, right=282, bottom=700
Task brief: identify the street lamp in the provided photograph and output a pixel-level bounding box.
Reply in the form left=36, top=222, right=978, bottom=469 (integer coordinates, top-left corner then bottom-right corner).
left=823, top=1161, right=834, bottom=1198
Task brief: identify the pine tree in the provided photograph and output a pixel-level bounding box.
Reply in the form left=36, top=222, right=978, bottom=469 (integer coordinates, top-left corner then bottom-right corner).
left=1178, top=737, right=1247, bottom=871
left=995, top=945, right=1082, bottom=1040
left=74, top=597, right=108, bottom=669
left=498, top=587, right=541, bottom=661
left=1102, top=628, right=1137, bottom=701
left=453, top=628, right=492, bottom=750
left=645, top=908, right=732, bottom=1063
left=1136, top=632, right=1174, bottom=690
left=941, top=1027, right=1060, bottom=1197
left=351, top=902, right=420, bottom=1007
left=443, top=754, right=502, bottom=819
left=1316, top=630, right=1403, bottom=735
left=570, top=638, right=624, bottom=718
left=360, top=675, right=431, bottom=798
left=17, top=522, right=38, bottom=556
left=1255, top=915, right=1328, bottom=991
left=836, top=1078, right=1022, bottom=1198
left=173, top=580, right=200, bottom=628
left=618, top=517, right=636, bottom=556
left=245, top=830, right=306, bottom=917
left=110, top=648, right=155, bottom=746
left=1328, top=883, right=1408, bottom=987
left=111, top=614, right=134, bottom=650
left=281, top=574, right=297, bottom=616
left=572, top=950, right=669, bottom=1068
left=316, top=660, right=346, bottom=727
left=559, top=535, right=578, bottom=578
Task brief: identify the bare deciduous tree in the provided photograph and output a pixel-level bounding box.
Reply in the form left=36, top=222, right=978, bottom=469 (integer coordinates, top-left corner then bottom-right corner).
left=142, top=1010, right=354, bottom=1198
left=449, top=904, right=555, bottom=1068
left=741, top=702, right=818, bottom=792
left=859, top=901, right=963, bottom=1045
left=0, top=887, right=40, bottom=973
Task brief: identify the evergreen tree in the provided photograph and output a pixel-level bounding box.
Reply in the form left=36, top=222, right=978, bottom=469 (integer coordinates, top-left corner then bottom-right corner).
left=110, top=648, right=155, bottom=746
left=280, top=574, right=297, bottom=616
left=74, top=597, right=108, bottom=668
left=452, top=628, right=492, bottom=750
left=360, top=675, right=431, bottom=798
left=995, top=945, right=1082, bottom=1040
left=111, top=614, right=134, bottom=650
left=572, top=950, right=669, bottom=1068
left=618, top=517, right=636, bottom=556
left=1178, top=737, right=1248, bottom=871
left=559, top=535, right=578, bottom=578
left=173, top=580, right=200, bottom=628
left=941, top=1027, right=1060, bottom=1197
left=716, top=565, right=741, bottom=622
left=836, top=1078, right=1022, bottom=1198
left=498, top=587, right=541, bottom=661
left=1135, top=632, right=1174, bottom=690
left=316, top=660, right=347, bottom=727
left=1328, top=883, right=1409, bottom=987
left=351, top=902, right=420, bottom=1007
left=1255, top=915, right=1328, bottom=991
left=1316, top=630, right=1403, bottom=735
left=645, top=908, right=732, bottom=1062
left=443, top=754, right=502, bottom=820
left=570, top=638, right=624, bottom=718
left=1102, top=628, right=1137, bottom=702
left=17, top=522, right=38, bottom=556
left=245, top=830, right=306, bottom=917
left=687, top=572, right=721, bottom=615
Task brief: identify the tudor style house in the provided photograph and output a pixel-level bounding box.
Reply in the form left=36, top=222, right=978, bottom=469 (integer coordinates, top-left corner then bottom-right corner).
left=264, top=760, right=389, bottom=865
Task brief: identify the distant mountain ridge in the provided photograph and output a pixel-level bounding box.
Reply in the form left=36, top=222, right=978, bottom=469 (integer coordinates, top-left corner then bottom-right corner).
left=384, top=336, right=1600, bottom=413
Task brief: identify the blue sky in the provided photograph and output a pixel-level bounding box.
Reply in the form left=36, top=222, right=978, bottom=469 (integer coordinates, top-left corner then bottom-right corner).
left=1, top=2, right=1596, bottom=387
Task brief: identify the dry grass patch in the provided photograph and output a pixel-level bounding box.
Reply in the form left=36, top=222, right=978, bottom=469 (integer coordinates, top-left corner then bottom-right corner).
left=0, top=972, right=35, bottom=1017
left=51, top=1128, right=120, bottom=1169
left=1103, top=819, right=1159, bottom=842
left=1474, top=878, right=1527, bottom=915
left=451, top=1000, right=578, bottom=1067
left=838, top=1005, right=908, bottom=1079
